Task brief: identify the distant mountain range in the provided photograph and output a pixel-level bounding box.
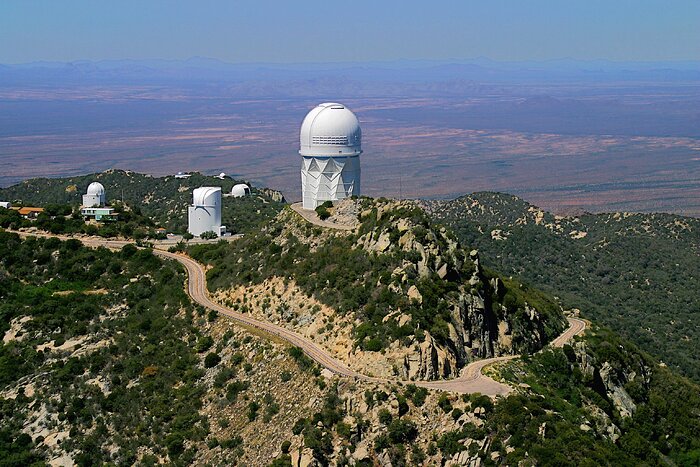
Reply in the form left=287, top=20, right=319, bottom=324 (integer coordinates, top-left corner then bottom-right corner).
left=2, top=57, right=700, bottom=86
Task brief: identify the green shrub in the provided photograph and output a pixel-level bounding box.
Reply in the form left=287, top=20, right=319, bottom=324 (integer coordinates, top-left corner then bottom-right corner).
left=378, top=409, right=393, bottom=425
left=387, top=419, right=418, bottom=444
left=437, top=394, right=453, bottom=413
left=315, top=206, right=331, bottom=220
left=204, top=352, right=221, bottom=368
left=247, top=401, right=260, bottom=421
left=226, top=381, right=250, bottom=402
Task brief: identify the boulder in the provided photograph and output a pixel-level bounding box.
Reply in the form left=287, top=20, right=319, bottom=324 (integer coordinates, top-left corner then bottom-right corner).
left=407, top=285, right=422, bottom=304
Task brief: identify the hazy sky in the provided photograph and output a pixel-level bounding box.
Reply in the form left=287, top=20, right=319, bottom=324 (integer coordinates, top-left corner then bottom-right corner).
left=1, top=0, right=699, bottom=63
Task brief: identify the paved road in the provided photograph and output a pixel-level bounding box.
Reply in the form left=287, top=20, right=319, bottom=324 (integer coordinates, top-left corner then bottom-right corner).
left=11, top=230, right=586, bottom=395
left=551, top=317, right=587, bottom=348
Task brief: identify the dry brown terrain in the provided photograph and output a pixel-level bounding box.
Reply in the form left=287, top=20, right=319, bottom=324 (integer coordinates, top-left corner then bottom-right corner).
left=2, top=88, right=700, bottom=216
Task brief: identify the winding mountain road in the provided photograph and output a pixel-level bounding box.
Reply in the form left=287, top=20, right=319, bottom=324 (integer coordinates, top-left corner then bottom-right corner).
left=12, top=230, right=586, bottom=395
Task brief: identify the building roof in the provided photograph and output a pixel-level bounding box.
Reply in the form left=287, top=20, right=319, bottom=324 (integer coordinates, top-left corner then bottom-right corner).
left=300, top=103, right=362, bottom=157
left=17, top=207, right=44, bottom=215
left=86, top=182, right=105, bottom=196
left=192, top=187, right=221, bottom=206
left=231, top=184, right=250, bottom=197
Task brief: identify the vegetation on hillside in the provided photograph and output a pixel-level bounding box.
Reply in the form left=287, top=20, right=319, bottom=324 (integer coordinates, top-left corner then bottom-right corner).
left=0, top=169, right=285, bottom=234
left=2, top=197, right=700, bottom=465
left=484, top=326, right=700, bottom=466
left=0, top=232, right=208, bottom=464
left=425, top=192, right=700, bottom=382
left=188, top=198, right=566, bottom=360
left=0, top=202, right=160, bottom=239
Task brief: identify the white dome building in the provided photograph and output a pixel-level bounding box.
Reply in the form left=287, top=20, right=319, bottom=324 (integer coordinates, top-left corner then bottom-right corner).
left=82, top=182, right=106, bottom=207
left=188, top=187, right=225, bottom=237
left=299, top=103, right=362, bottom=209
left=231, top=184, right=251, bottom=198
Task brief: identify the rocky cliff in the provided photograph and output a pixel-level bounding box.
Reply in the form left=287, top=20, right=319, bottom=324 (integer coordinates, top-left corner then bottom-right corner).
left=198, top=197, right=567, bottom=381
left=354, top=199, right=566, bottom=379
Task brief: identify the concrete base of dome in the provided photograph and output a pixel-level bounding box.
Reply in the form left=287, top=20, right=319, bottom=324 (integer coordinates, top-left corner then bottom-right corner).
left=301, top=155, right=360, bottom=210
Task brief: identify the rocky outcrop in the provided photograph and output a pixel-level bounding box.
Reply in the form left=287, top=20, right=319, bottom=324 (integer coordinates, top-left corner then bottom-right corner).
left=355, top=199, right=566, bottom=380
left=403, top=332, right=455, bottom=380
left=573, top=340, right=651, bottom=422
left=599, top=362, right=637, bottom=418
left=260, top=187, right=286, bottom=203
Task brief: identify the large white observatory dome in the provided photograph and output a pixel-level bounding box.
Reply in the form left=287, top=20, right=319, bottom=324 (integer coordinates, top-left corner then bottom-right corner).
left=86, top=182, right=105, bottom=196
left=299, top=103, right=362, bottom=157
left=299, top=103, right=362, bottom=210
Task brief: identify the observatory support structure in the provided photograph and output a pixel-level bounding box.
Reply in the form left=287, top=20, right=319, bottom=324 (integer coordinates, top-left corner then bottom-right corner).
left=301, top=155, right=360, bottom=210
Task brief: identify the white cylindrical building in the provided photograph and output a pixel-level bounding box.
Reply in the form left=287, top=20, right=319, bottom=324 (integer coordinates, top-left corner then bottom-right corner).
left=188, top=187, right=223, bottom=237
left=82, top=182, right=106, bottom=207
left=299, top=103, right=362, bottom=210
left=231, top=184, right=251, bottom=197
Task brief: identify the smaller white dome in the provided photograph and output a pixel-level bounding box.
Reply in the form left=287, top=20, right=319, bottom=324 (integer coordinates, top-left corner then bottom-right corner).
left=86, top=182, right=105, bottom=196
left=231, top=184, right=251, bottom=197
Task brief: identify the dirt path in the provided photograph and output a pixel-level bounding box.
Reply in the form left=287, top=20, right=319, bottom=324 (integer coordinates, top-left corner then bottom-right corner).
left=290, top=202, right=356, bottom=231
left=10, top=230, right=586, bottom=395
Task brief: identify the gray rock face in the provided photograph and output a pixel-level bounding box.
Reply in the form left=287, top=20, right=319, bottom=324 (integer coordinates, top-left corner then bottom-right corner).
left=260, top=188, right=286, bottom=203
left=378, top=450, right=393, bottom=467
left=599, top=361, right=637, bottom=418
left=358, top=200, right=566, bottom=380
left=404, top=332, right=455, bottom=380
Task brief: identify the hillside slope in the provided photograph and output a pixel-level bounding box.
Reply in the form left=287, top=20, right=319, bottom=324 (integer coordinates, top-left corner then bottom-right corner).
left=189, top=198, right=567, bottom=381
left=2, top=221, right=699, bottom=465
left=0, top=169, right=285, bottom=234
left=422, top=192, right=700, bottom=382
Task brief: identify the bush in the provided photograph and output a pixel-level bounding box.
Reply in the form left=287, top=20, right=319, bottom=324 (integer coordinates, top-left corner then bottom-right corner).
left=220, top=436, right=243, bottom=449
left=231, top=352, right=244, bottom=366
left=405, top=385, right=428, bottom=407
left=204, top=352, right=221, bottom=368
left=315, top=206, right=331, bottom=220
left=214, top=366, right=236, bottom=388
left=195, top=336, right=214, bottom=353
left=288, top=346, right=315, bottom=371
left=437, top=393, right=453, bottom=413
left=378, top=408, right=393, bottom=425
left=387, top=419, right=418, bottom=444
left=363, top=337, right=383, bottom=352
left=247, top=401, right=260, bottom=421
left=226, top=380, right=250, bottom=402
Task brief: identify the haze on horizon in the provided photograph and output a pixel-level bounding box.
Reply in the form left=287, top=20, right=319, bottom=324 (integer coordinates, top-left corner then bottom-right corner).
left=1, top=0, right=699, bottom=64
left=2, top=1, right=700, bottom=218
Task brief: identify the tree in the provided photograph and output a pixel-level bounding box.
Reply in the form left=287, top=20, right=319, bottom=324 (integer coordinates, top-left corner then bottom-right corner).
left=204, top=352, right=221, bottom=368
left=315, top=205, right=331, bottom=220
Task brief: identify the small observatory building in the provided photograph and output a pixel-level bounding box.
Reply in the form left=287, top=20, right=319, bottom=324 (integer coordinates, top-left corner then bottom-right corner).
left=231, top=184, right=251, bottom=197
left=82, top=182, right=106, bottom=208
left=188, top=187, right=225, bottom=237
left=299, top=102, right=362, bottom=210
